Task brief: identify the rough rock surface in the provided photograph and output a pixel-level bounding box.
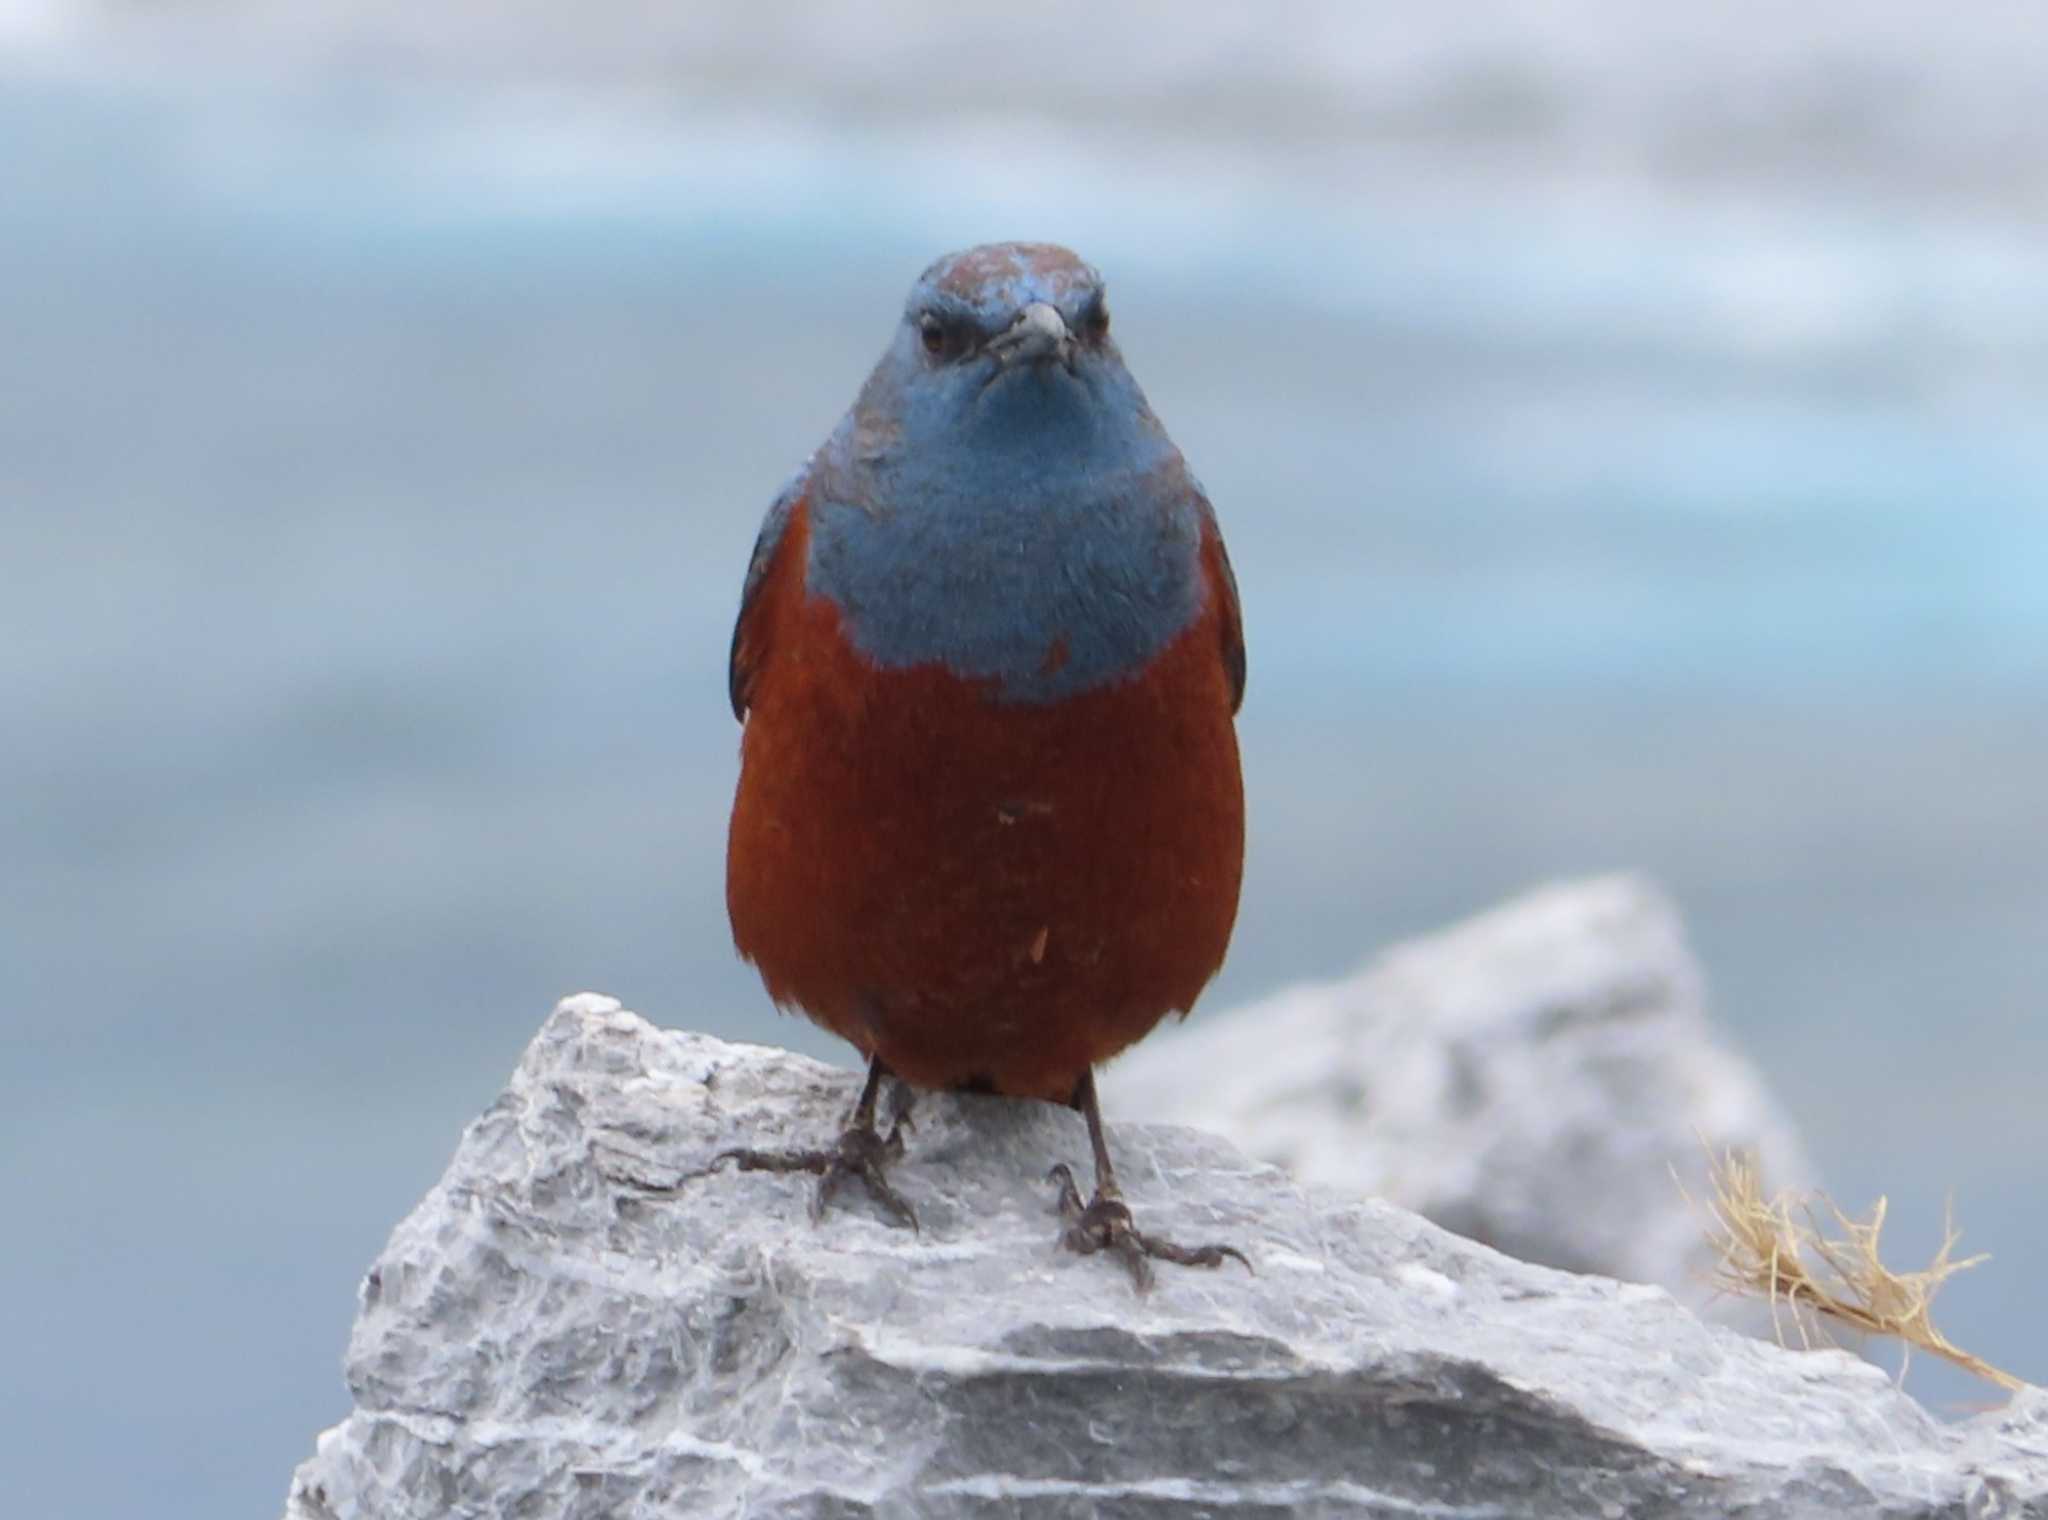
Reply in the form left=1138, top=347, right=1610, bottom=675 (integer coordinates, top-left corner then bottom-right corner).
left=1109, top=874, right=1814, bottom=1327
left=283, top=995, right=2045, bottom=1519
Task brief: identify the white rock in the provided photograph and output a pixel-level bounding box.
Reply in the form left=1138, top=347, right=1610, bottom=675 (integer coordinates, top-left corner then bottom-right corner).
left=1108, top=874, right=1814, bottom=1328
left=281, top=995, right=2043, bottom=1519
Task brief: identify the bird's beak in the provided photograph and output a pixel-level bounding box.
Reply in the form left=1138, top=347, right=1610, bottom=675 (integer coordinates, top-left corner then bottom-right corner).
left=985, top=302, right=1074, bottom=372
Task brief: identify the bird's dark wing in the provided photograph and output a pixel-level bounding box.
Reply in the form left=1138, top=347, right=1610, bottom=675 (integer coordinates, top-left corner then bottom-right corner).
left=1197, top=496, right=1246, bottom=715
left=728, top=474, right=806, bottom=721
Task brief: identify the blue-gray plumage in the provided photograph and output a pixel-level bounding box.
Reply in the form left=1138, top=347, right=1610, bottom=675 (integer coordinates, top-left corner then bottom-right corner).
left=732, top=243, right=1234, bottom=709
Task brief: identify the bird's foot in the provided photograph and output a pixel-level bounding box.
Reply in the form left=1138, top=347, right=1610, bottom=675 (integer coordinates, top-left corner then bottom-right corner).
left=1047, top=1162, right=1251, bottom=1293
left=716, top=1116, right=918, bottom=1232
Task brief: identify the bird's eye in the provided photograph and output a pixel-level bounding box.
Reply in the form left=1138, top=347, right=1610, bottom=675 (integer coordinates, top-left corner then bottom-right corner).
left=1084, top=300, right=1110, bottom=342
left=918, top=313, right=948, bottom=357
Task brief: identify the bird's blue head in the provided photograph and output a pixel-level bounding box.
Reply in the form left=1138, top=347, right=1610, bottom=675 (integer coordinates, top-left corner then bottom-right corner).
left=906, top=242, right=1110, bottom=376
left=846, top=242, right=1161, bottom=462
left=802, top=242, right=1206, bottom=703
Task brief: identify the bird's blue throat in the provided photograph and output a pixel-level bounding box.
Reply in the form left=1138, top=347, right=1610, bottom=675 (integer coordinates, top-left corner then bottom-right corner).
left=803, top=341, right=1210, bottom=706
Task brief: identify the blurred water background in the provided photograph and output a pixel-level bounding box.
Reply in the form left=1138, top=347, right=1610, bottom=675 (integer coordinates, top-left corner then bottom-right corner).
left=3, top=4, right=2044, bottom=1514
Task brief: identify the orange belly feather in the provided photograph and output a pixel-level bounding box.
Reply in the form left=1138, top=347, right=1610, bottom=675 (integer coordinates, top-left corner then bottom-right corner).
left=726, top=499, right=1244, bottom=1102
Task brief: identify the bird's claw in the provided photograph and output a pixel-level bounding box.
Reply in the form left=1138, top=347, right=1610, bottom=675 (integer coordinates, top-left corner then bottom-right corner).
left=1047, top=1162, right=1250, bottom=1293
left=716, top=1120, right=919, bottom=1233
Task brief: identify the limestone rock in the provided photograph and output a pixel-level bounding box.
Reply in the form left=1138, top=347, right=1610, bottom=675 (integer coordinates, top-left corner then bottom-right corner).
left=283, top=995, right=2043, bottom=1519
left=1109, top=874, right=1814, bottom=1326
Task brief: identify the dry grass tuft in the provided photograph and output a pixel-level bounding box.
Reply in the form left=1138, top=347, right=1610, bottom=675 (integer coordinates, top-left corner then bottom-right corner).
left=1697, top=1148, right=2025, bottom=1394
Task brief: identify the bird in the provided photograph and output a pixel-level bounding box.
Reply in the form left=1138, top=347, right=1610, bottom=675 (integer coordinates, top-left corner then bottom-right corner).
left=719, top=242, right=1246, bottom=1289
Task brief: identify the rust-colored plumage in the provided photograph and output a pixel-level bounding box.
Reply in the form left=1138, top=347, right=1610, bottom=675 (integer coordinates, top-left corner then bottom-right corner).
left=727, top=497, right=1244, bottom=1103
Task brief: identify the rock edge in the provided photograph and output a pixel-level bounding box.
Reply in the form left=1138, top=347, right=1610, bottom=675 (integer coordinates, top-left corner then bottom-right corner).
left=284, top=996, right=2045, bottom=1518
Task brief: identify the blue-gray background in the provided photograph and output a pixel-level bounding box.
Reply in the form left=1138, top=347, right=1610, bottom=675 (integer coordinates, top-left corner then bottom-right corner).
left=3, top=5, right=2043, bottom=1514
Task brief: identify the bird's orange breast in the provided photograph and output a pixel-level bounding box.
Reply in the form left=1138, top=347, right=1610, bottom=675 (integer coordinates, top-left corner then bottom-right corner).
left=726, top=498, right=1244, bottom=1102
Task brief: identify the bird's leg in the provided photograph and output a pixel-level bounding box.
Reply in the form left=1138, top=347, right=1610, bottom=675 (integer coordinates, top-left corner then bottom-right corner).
left=715, top=1054, right=919, bottom=1231
left=1047, top=1069, right=1250, bottom=1292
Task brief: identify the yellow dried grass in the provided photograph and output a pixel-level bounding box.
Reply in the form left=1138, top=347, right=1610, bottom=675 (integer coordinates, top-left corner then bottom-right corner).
left=1696, top=1148, right=2025, bottom=1394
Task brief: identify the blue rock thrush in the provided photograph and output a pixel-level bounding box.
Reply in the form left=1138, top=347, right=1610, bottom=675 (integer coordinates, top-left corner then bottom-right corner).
left=721, top=242, right=1247, bottom=1288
